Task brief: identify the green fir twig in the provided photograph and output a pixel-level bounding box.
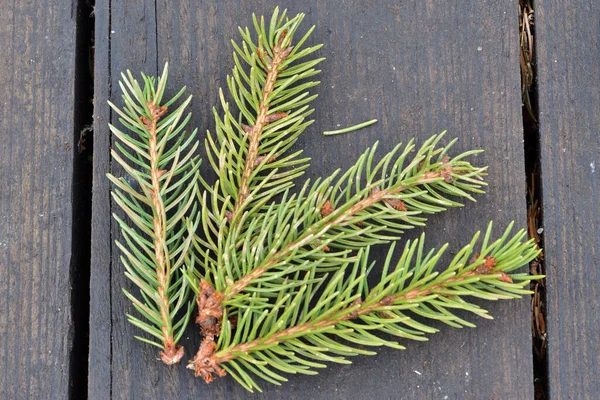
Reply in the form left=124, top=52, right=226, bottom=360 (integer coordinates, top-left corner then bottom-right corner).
left=189, top=223, right=540, bottom=390
left=108, top=64, right=201, bottom=364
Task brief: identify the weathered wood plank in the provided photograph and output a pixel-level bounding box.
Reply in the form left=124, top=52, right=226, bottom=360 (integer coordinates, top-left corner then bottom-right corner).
left=91, top=1, right=533, bottom=398
left=88, top=0, right=113, bottom=398
left=536, top=1, right=600, bottom=398
left=0, top=1, right=79, bottom=398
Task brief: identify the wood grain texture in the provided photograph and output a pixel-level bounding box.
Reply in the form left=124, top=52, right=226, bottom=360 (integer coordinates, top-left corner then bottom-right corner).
left=536, top=1, right=600, bottom=398
left=88, top=0, right=113, bottom=398
left=0, top=1, right=78, bottom=398
left=90, top=1, right=533, bottom=398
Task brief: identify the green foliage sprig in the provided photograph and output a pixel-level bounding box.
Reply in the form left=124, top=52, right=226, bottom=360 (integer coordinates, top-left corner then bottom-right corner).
left=191, top=223, right=538, bottom=390
left=107, top=7, right=542, bottom=392
left=108, top=64, right=201, bottom=364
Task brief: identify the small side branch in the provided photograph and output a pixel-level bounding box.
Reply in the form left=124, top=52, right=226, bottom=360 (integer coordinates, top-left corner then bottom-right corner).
left=233, top=31, right=293, bottom=216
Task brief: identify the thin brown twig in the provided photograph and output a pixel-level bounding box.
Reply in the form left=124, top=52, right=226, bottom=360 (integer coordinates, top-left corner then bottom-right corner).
left=142, top=102, right=184, bottom=364
left=519, top=0, right=536, bottom=121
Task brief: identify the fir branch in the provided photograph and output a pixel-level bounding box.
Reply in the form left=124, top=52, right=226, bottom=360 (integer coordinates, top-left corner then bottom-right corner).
left=108, top=64, right=200, bottom=364
left=201, top=8, right=323, bottom=230
left=188, top=9, right=490, bottom=347
left=188, top=223, right=541, bottom=390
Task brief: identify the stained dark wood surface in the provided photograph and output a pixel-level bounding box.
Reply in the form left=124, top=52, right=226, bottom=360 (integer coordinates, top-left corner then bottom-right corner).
left=89, top=1, right=534, bottom=399
left=10, top=0, right=597, bottom=399
left=536, top=1, right=600, bottom=398
left=0, top=1, right=79, bottom=399
left=89, top=0, right=113, bottom=398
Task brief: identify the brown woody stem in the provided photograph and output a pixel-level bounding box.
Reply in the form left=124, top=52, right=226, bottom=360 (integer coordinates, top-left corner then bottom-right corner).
left=142, top=102, right=184, bottom=365
left=189, top=258, right=510, bottom=381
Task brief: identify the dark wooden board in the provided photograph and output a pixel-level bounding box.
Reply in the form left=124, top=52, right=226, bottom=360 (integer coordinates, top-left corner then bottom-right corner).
left=0, top=1, right=79, bottom=398
left=88, top=0, right=113, bottom=398
left=536, top=1, right=600, bottom=398
left=90, top=1, right=533, bottom=398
